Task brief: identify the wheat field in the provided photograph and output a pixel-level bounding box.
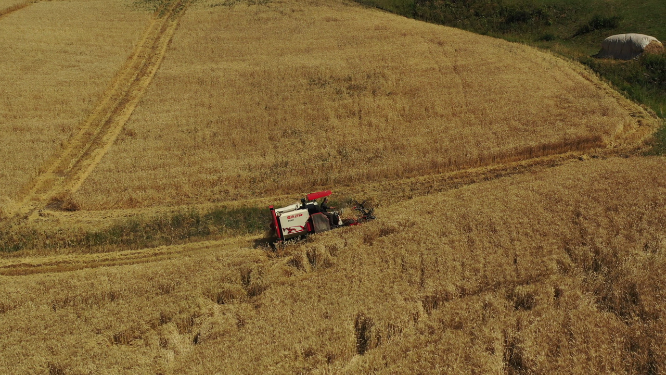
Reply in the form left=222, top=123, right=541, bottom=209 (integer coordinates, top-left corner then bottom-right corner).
left=0, top=0, right=148, bottom=205
left=71, top=0, right=657, bottom=210
left=1, top=157, right=665, bottom=373
left=1, top=0, right=665, bottom=373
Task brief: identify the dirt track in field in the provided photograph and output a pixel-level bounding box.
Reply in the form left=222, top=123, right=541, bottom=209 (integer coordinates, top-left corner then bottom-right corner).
left=8, top=0, right=190, bottom=222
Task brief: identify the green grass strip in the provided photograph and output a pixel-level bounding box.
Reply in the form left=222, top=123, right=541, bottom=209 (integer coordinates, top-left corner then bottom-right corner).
left=0, top=206, right=270, bottom=254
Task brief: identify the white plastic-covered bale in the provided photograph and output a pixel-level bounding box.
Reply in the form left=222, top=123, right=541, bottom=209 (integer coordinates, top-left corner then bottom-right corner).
left=597, top=33, right=663, bottom=60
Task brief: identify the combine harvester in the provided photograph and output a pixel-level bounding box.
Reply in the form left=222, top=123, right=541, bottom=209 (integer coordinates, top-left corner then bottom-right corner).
left=269, top=190, right=375, bottom=243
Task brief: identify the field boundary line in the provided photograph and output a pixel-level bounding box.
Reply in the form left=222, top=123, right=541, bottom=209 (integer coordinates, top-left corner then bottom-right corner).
left=9, top=0, right=190, bottom=221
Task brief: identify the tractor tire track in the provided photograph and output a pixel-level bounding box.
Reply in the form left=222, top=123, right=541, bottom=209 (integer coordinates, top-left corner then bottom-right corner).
left=10, top=0, right=190, bottom=221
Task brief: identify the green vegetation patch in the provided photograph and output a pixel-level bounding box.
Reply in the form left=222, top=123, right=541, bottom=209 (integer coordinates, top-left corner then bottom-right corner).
left=132, top=0, right=189, bottom=16
left=0, top=206, right=270, bottom=254
left=354, top=0, right=416, bottom=17
left=573, top=15, right=622, bottom=37
left=582, top=53, right=665, bottom=116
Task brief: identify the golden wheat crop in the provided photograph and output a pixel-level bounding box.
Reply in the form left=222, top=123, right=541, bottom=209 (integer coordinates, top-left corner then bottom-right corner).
left=71, top=0, right=657, bottom=210
left=1, top=0, right=664, bottom=373
left=0, top=0, right=149, bottom=210
left=0, top=0, right=27, bottom=15
left=1, top=157, right=664, bottom=374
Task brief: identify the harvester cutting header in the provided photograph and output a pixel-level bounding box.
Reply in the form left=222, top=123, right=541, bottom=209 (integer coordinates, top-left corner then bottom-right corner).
left=269, top=190, right=375, bottom=243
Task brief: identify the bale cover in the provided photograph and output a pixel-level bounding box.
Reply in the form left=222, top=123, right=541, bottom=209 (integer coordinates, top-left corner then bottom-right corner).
left=597, top=33, right=663, bottom=60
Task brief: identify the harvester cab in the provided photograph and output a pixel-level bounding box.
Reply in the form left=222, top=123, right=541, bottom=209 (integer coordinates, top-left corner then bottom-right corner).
left=269, top=190, right=374, bottom=243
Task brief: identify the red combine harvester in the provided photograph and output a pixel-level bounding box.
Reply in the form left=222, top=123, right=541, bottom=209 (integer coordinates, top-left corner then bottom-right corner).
left=269, top=190, right=375, bottom=243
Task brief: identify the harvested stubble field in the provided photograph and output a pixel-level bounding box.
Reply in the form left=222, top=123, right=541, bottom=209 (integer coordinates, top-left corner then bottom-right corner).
left=1, top=157, right=665, bottom=374
left=1, top=0, right=665, bottom=373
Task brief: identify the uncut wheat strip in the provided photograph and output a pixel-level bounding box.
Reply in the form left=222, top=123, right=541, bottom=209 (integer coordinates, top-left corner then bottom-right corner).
left=558, top=55, right=662, bottom=148
left=10, top=0, right=190, bottom=221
